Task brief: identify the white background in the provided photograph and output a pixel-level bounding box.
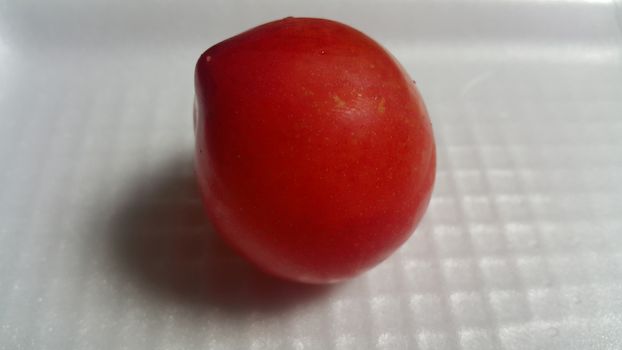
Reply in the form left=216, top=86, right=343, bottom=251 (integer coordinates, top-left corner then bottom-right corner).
left=1, top=0, right=621, bottom=349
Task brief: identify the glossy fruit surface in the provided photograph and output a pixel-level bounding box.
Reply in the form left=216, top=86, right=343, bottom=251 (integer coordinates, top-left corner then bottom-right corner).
left=194, top=17, right=435, bottom=283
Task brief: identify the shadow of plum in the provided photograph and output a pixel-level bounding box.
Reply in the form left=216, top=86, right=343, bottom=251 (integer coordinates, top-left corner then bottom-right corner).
left=106, top=154, right=331, bottom=316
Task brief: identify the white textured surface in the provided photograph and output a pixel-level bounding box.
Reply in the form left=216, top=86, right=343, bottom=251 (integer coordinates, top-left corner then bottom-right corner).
left=1, top=1, right=622, bottom=349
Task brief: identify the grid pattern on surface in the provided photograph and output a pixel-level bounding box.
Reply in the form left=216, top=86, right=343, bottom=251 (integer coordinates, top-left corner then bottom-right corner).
left=1, top=1, right=622, bottom=349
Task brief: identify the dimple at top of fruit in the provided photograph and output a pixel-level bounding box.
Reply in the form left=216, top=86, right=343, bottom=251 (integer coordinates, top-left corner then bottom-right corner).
left=194, top=17, right=435, bottom=284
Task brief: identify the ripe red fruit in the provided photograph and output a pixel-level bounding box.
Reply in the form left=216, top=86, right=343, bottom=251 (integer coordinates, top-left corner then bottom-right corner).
left=194, top=17, right=435, bottom=283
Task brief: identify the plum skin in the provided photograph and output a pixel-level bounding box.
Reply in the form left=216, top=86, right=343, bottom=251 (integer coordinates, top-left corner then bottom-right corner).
left=194, top=17, right=435, bottom=283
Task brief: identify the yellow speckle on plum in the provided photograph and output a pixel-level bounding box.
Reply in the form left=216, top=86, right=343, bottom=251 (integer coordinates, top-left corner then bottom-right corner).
left=377, top=97, right=386, bottom=114
left=332, top=95, right=346, bottom=108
